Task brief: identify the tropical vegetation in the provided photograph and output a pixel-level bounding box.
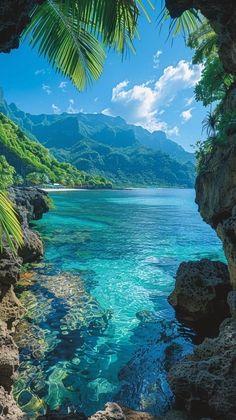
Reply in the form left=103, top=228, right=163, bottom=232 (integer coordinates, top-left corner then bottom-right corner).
left=0, top=113, right=111, bottom=188
left=189, top=20, right=235, bottom=172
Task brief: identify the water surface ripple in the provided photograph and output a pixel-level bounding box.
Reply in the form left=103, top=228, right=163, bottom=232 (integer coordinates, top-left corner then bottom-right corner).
left=15, top=188, right=224, bottom=418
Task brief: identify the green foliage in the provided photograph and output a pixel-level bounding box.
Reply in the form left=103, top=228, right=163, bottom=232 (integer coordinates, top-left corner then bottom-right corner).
left=55, top=139, right=195, bottom=187
left=217, top=110, right=236, bottom=143
left=0, top=190, right=23, bottom=253
left=202, top=110, right=218, bottom=138
left=0, top=113, right=111, bottom=188
left=194, top=55, right=234, bottom=107
left=194, top=138, right=215, bottom=174
left=188, top=20, right=217, bottom=64
left=187, top=20, right=235, bottom=173
left=0, top=155, right=15, bottom=188
left=158, top=7, right=201, bottom=38
left=23, top=0, right=151, bottom=90
left=14, top=174, right=24, bottom=186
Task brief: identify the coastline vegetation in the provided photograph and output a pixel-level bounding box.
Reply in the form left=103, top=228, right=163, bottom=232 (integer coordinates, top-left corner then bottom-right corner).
left=0, top=113, right=112, bottom=189
left=189, top=20, right=235, bottom=173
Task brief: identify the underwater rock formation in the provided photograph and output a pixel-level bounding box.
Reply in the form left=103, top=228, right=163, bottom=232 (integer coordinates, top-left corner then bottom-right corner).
left=168, top=259, right=231, bottom=326
left=89, top=403, right=190, bottom=420
left=0, top=187, right=49, bottom=418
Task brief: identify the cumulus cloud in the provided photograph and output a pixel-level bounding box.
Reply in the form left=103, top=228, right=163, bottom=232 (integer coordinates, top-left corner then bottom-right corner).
left=107, top=60, right=202, bottom=135
left=42, top=84, right=52, bottom=95
left=181, top=108, right=193, bottom=122
left=52, top=104, right=61, bottom=114
left=67, top=98, right=79, bottom=114
left=185, top=96, right=194, bottom=107
left=59, top=81, right=67, bottom=91
left=153, top=50, right=162, bottom=69
left=35, top=69, right=46, bottom=76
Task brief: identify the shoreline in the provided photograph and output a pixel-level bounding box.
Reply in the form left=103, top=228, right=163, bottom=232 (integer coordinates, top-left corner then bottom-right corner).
left=41, top=188, right=89, bottom=192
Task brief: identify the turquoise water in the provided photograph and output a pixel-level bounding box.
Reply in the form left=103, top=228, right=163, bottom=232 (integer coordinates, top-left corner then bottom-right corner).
left=15, top=188, right=224, bottom=417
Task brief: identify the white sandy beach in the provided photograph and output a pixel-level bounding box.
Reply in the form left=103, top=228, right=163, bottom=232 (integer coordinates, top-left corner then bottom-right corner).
left=42, top=188, right=89, bottom=192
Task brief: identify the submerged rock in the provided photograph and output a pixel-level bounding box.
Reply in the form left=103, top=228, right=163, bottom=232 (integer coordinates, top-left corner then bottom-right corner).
left=168, top=259, right=231, bottom=329
left=89, top=402, right=125, bottom=420
left=169, top=317, right=236, bottom=419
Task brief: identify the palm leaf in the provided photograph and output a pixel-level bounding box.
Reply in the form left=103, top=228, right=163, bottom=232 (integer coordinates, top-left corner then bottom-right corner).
left=188, top=20, right=217, bottom=64
left=22, top=0, right=152, bottom=90
left=158, top=6, right=201, bottom=40
left=0, top=190, right=23, bottom=254
left=23, top=0, right=107, bottom=90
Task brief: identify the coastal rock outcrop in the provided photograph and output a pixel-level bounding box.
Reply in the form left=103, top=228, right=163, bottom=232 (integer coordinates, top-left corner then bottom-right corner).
left=168, top=259, right=231, bottom=326
left=168, top=317, right=236, bottom=419
left=0, top=385, right=25, bottom=420
left=0, top=187, right=49, bottom=418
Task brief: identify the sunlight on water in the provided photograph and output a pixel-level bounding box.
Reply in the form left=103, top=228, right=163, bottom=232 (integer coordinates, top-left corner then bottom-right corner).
left=14, top=189, right=224, bottom=418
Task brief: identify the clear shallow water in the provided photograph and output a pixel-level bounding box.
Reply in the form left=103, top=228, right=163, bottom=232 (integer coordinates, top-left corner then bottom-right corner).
left=15, top=188, right=224, bottom=418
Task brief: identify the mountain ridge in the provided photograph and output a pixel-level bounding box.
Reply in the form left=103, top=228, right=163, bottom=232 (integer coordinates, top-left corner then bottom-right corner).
left=0, top=89, right=195, bottom=187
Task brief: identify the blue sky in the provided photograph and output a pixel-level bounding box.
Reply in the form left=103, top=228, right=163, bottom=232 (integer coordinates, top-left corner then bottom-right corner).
left=0, top=6, right=207, bottom=151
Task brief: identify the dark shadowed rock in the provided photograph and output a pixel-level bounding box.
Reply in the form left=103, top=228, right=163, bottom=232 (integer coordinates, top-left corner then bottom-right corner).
left=9, top=187, right=49, bottom=223
left=19, top=228, right=44, bottom=263
left=168, top=259, right=231, bottom=327
left=227, top=290, right=236, bottom=318
left=0, top=0, right=45, bottom=53
left=169, top=318, right=236, bottom=419
left=0, top=248, right=21, bottom=288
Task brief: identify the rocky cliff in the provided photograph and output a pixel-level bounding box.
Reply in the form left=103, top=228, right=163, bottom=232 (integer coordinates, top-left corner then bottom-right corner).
left=0, top=188, right=49, bottom=419
left=165, top=1, right=236, bottom=419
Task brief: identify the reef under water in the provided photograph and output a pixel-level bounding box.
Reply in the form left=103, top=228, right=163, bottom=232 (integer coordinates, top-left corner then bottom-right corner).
left=14, top=188, right=224, bottom=418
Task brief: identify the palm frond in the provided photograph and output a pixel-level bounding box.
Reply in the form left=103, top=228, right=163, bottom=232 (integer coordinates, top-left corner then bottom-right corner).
left=23, top=0, right=152, bottom=90
left=23, top=0, right=107, bottom=90
left=158, top=6, right=201, bottom=40
left=188, top=20, right=217, bottom=64
left=0, top=191, right=23, bottom=254
left=202, top=110, right=218, bottom=138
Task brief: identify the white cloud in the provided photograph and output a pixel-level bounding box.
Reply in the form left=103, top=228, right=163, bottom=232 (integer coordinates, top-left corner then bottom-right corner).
left=52, top=104, right=61, bottom=114
left=101, top=108, right=114, bottom=117
left=181, top=108, right=193, bottom=122
left=153, top=50, right=162, bottom=69
left=108, top=60, right=202, bottom=135
left=35, top=69, right=46, bottom=76
left=42, top=84, right=52, bottom=95
left=185, top=96, right=194, bottom=106
left=59, top=81, right=67, bottom=91
left=67, top=98, right=78, bottom=114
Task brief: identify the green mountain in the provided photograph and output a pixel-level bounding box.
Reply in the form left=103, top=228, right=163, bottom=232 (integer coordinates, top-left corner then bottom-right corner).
left=0, top=113, right=111, bottom=188
left=0, top=89, right=195, bottom=187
